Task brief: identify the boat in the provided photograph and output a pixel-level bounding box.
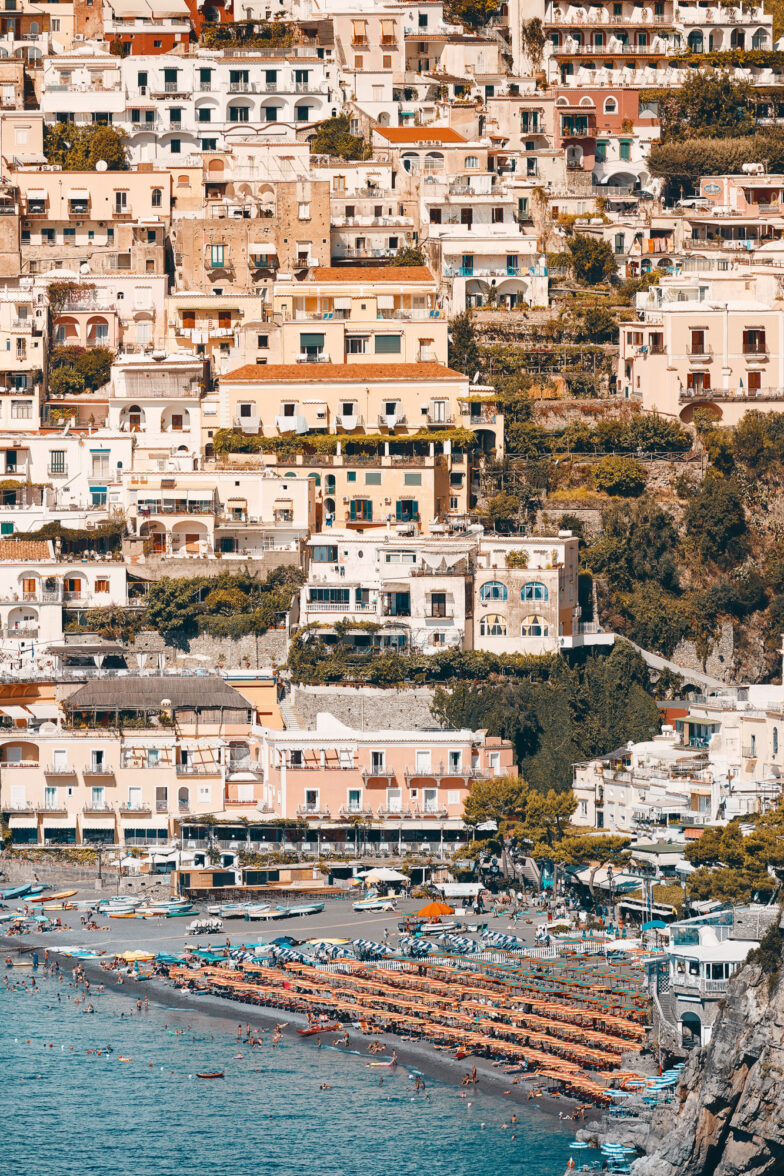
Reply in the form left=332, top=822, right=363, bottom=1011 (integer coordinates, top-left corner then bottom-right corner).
left=246, top=907, right=289, bottom=921
left=297, top=1023, right=340, bottom=1037
left=207, top=902, right=251, bottom=917
left=25, top=885, right=48, bottom=898
left=34, top=890, right=77, bottom=903
left=109, top=912, right=141, bottom=919
left=0, top=885, right=32, bottom=901
left=354, top=897, right=396, bottom=912
left=196, top=1072, right=224, bottom=1079
left=165, top=907, right=194, bottom=917
left=281, top=902, right=325, bottom=917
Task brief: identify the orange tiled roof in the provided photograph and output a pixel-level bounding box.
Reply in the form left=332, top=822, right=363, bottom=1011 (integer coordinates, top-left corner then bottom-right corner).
left=375, top=127, right=468, bottom=143
left=222, top=362, right=465, bottom=382
left=309, top=266, right=435, bottom=282
left=0, top=539, right=51, bottom=560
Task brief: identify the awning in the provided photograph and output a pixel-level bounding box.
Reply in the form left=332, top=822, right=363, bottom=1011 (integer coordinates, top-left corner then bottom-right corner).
left=377, top=295, right=395, bottom=309
left=249, top=243, right=276, bottom=254
left=8, top=814, right=36, bottom=828
left=299, top=332, right=325, bottom=347
left=68, top=189, right=90, bottom=200
left=81, top=816, right=116, bottom=829
left=120, top=816, right=168, bottom=827
left=0, top=705, right=32, bottom=721
left=26, top=189, right=46, bottom=200
left=334, top=296, right=351, bottom=310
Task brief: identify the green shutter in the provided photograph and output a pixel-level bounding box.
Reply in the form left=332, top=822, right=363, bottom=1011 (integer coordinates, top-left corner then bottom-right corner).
left=350, top=500, right=357, bottom=520
left=365, top=500, right=372, bottom=521
left=375, top=335, right=402, bottom=354
left=300, top=332, right=325, bottom=347
left=395, top=501, right=403, bottom=521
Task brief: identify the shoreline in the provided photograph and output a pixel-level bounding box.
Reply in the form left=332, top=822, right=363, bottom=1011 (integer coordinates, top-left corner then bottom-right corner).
left=2, top=934, right=601, bottom=1125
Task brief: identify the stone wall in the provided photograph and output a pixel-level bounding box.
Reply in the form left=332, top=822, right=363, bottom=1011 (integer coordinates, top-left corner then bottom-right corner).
left=292, top=685, right=439, bottom=731
left=127, top=551, right=301, bottom=579
left=672, top=621, right=735, bottom=685
left=173, top=629, right=289, bottom=671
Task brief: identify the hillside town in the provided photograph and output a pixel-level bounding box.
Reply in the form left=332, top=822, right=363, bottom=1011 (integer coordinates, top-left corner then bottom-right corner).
left=5, top=8, right=784, bottom=1162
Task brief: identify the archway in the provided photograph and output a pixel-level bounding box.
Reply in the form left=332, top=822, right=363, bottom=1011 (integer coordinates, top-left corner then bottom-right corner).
left=681, top=1011, right=701, bottom=1049
left=679, top=401, right=722, bottom=424
left=139, top=520, right=167, bottom=554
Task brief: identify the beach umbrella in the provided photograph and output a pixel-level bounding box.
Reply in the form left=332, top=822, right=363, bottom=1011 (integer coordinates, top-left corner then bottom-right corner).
left=641, top=920, right=667, bottom=931
left=418, top=901, right=454, bottom=918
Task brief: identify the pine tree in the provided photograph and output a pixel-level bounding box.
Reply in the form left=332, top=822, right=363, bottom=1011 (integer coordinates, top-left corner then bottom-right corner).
left=449, top=311, right=480, bottom=376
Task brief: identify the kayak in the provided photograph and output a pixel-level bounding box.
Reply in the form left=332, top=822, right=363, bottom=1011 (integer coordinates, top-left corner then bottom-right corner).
left=35, top=890, right=77, bottom=903
left=298, top=1023, right=340, bottom=1037
left=165, top=908, right=194, bottom=918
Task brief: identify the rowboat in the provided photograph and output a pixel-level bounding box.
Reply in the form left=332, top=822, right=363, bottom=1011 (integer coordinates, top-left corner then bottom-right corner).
left=165, top=907, right=195, bottom=918
left=297, top=1023, right=340, bottom=1037
left=196, top=1072, right=224, bottom=1079
left=354, top=898, right=396, bottom=912
left=247, top=907, right=288, bottom=921
left=35, top=890, right=77, bottom=903
left=1, top=885, right=32, bottom=900
left=207, top=903, right=256, bottom=918
left=109, top=912, right=140, bottom=919
left=25, top=885, right=48, bottom=898
left=282, top=903, right=325, bottom=917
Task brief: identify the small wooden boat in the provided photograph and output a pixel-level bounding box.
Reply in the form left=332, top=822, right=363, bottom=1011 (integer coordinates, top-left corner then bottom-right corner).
left=196, top=1071, right=224, bottom=1079
left=297, top=1023, right=340, bottom=1037
left=109, top=912, right=140, bottom=919
left=35, top=890, right=77, bottom=903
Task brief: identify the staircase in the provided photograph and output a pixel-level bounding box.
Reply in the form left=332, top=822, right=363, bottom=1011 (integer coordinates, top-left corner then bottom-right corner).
left=519, top=855, right=542, bottom=889
left=279, top=698, right=303, bottom=731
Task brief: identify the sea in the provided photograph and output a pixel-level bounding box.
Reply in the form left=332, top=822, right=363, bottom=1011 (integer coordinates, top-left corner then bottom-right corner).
left=0, top=965, right=574, bottom=1176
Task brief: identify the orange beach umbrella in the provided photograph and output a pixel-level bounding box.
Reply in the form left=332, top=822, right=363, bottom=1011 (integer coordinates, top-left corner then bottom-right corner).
left=418, top=901, right=454, bottom=917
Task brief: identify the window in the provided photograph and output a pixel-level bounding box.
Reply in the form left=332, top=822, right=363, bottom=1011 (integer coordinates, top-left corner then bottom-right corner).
left=491, top=208, right=504, bottom=224
left=48, top=450, right=65, bottom=474
left=346, top=336, right=368, bottom=355
left=404, top=472, right=421, bottom=486
left=210, top=244, right=225, bottom=268
left=147, top=749, right=160, bottom=768
left=774, top=727, right=779, bottom=755
left=595, top=140, right=607, bottom=163
left=95, top=578, right=110, bottom=594
left=198, top=107, right=212, bottom=122
left=480, top=581, right=507, bottom=602
left=465, top=155, right=479, bottom=169
left=263, top=107, right=278, bottom=122
left=743, top=328, right=766, bottom=355
left=349, top=499, right=373, bottom=521
left=383, top=55, right=392, bottom=68
left=395, top=499, right=418, bottom=521
left=229, top=105, right=249, bottom=122
left=522, top=582, right=548, bottom=601
left=312, top=544, right=338, bottom=562
left=10, top=401, right=31, bottom=419
left=169, top=108, right=182, bottom=125
left=298, top=202, right=310, bottom=219
left=91, top=452, right=109, bottom=478
left=151, top=188, right=162, bottom=208
left=619, top=140, right=631, bottom=162
left=365, top=471, right=382, bottom=485
left=690, top=329, right=707, bottom=356
left=375, top=335, right=401, bottom=354
left=604, top=97, right=617, bottom=114
left=295, top=106, right=312, bottom=122
left=169, top=139, right=181, bottom=154
left=479, top=614, right=507, bottom=636
left=201, top=139, right=217, bottom=151
left=521, top=615, right=548, bottom=637
left=257, top=335, right=268, bottom=349
left=371, top=750, right=385, bottom=772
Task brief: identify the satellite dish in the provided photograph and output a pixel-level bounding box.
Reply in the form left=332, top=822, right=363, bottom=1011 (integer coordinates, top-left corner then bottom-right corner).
left=95, top=160, right=108, bottom=172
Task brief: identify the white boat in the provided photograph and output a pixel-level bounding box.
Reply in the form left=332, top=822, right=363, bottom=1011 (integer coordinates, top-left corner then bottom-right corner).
left=354, top=897, right=396, bottom=912
left=247, top=907, right=289, bottom=921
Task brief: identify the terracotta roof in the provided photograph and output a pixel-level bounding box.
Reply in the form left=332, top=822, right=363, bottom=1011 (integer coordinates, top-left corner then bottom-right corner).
left=222, top=362, right=465, bottom=383
left=309, top=266, right=435, bottom=283
left=375, top=127, right=468, bottom=144
left=0, top=539, right=51, bottom=561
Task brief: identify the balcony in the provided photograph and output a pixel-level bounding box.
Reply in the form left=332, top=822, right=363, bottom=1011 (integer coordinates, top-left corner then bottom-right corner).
left=176, top=763, right=221, bottom=776
left=377, top=805, right=415, bottom=819
left=338, top=805, right=374, bottom=818
left=297, top=804, right=331, bottom=818
left=1, top=759, right=39, bottom=769
left=82, top=803, right=114, bottom=815
left=687, top=347, right=713, bottom=363
left=47, top=463, right=68, bottom=478
left=361, top=767, right=396, bottom=782
left=44, top=764, right=77, bottom=777
left=336, top=412, right=363, bottom=428
left=120, top=803, right=152, bottom=814
left=377, top=412, right=407, bottom=428
left=229, top=81, right=250, bottom=92
left=742, top=745, right=758, bottom=759
left=38, top=804, right=68, bottom=815
left=233, top=413, right=260, bottom=432
left=83, top=766, right=115, bottom=780
left=3, top=626, right=39, bottom=639
left=742, top=345, right=769, bottom=359
left=426, top=411, right=454, bottom=426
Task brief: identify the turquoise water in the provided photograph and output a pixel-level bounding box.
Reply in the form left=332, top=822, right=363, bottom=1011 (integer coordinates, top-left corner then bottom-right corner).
left=0, top=967, right=573, bottom=1176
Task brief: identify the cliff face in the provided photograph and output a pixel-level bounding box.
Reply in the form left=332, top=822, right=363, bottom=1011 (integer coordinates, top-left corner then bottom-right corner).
left=634, top=963, right=784, bottom=1176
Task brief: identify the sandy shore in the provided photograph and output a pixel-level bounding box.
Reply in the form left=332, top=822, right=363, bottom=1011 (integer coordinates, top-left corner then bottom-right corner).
left=1, top=933, right=601, bottom=1124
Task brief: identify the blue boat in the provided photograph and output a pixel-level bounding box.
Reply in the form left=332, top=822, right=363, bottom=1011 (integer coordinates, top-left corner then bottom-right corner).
left=0, top=885, right=31, bottom=900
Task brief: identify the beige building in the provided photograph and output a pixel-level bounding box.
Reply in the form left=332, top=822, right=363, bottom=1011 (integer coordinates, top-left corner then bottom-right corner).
left=269, top=265, right=447, bottom=366
left=620, top=267, right=784, bottom=425
left=218, top=361, right=503, bottom=452
left=14, top=168, right=170, bottom=279
left=472, top=535, right=583, bottom=654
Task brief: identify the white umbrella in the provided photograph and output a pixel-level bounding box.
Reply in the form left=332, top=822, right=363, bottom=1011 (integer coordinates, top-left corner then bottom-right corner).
left=360, top=867, right=409, bottom=883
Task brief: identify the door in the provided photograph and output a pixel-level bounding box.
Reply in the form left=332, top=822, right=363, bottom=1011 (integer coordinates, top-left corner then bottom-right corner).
left=128, top=786, right=142, bottom=809
left=236, top=784, right=253, bottom=803
left=386, top=787, right=402, bottom=813
left=416, top=750, right=431, bottom=773
left=155, top=785, right=167, bottom=812
left=52, top=749, right=67, bottom=771
left=460, top=208, right=473, bottom=228
left=423, top=788, right=438, bottom=813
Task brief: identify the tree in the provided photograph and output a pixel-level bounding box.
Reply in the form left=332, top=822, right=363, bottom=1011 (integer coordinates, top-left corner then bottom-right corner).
left=551, top=834, right=631, bottom=899
left=448, top=311, right=479, bottom=376
left=648, top=134, right=784, bottom=201
left=583, top=498, right=681, bottom=593
left=487, top=491, right=520, bottom=530
left=593, top=455, right=646, bottom=497
left=309, top=115, right=370, bottom=161
left=580, top=304, right=617, bottom=344
left=389, top=244, right=426, bottom=267
left=444, top=0, right=499, bottom=28
left=684, top=472, right=748, bottom=567
left=44, top=123, right=128, bottom=171
left=567, top=235, right=616, bottom=285
left=657, top=72, right=755, bottom=142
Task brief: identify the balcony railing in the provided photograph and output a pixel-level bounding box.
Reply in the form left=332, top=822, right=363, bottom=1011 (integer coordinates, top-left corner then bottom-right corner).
left=120, top=803, right=152, bottom=813
left=83, top=766, right=115, bottom=778
left=297, top=804, right=331, bottom=818
left=176, top=763, right=221, bottom=776
left=44, top=764, right=77, bottom=776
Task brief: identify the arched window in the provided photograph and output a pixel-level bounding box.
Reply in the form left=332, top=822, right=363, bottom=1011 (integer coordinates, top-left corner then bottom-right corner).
left=479, top=580, right=507, bottom=602
left=479, top=613, right=507, bottom=636
left=521, top=615, right=548, bottom=637
left=308, top=472, right=321, bottom=487
left=752, top=27, right=768, bottom=49
left=465, top=155, right=479, bottom=169
left=522, top=582, right=548, bottom=601
left=152, top=188, right=162, bottom=207
left=604, top=97, right=617, bottom=114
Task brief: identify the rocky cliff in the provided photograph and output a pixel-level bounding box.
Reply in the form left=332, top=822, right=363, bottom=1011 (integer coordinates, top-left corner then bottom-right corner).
left=634, top=946, right=784, bottom=1176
